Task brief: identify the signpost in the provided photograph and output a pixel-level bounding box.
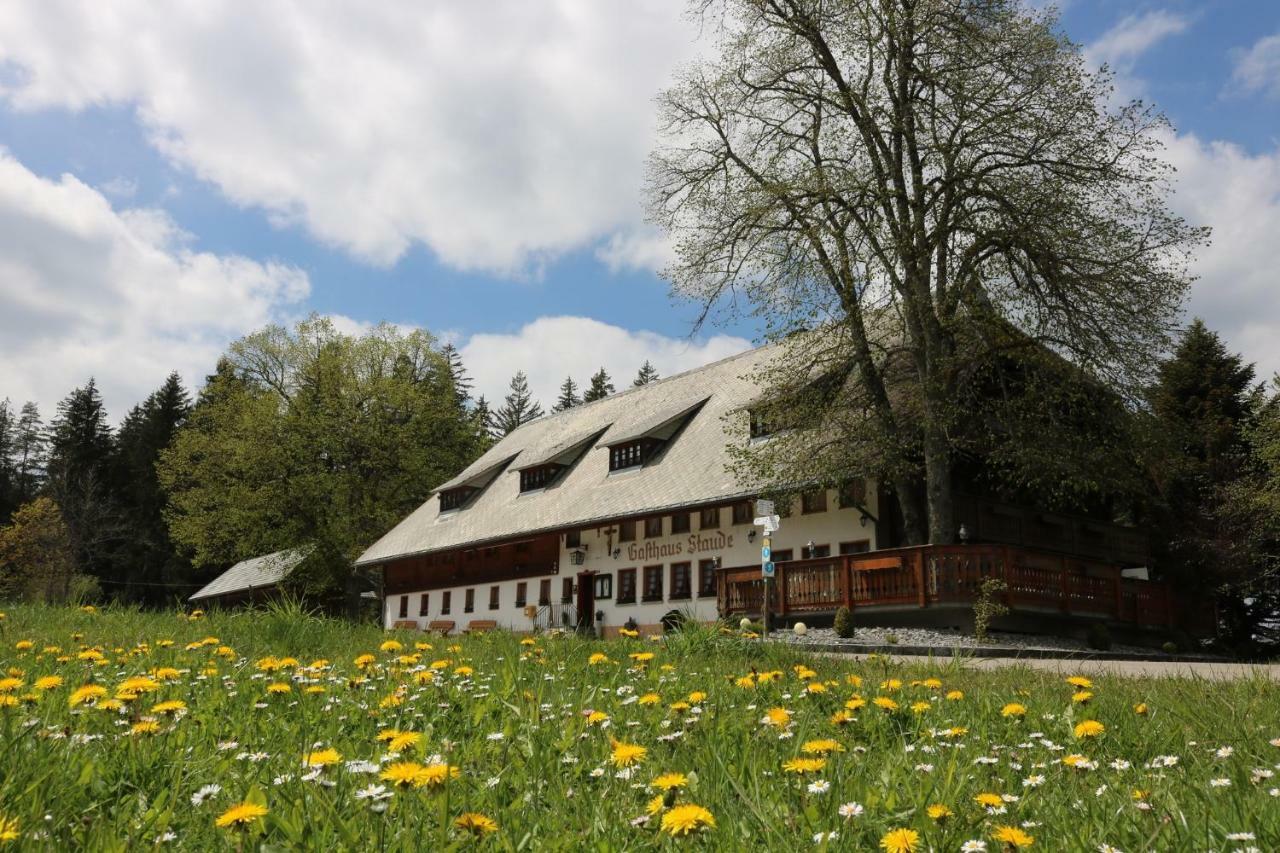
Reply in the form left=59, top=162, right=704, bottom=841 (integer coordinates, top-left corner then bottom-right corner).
left=753, top=501, right=780, bottom=636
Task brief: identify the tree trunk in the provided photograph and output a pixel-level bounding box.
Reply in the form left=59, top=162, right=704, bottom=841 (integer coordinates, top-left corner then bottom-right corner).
left=891, top=476, right=927, bottom=546
left=923, top=420, right=954, bottom=544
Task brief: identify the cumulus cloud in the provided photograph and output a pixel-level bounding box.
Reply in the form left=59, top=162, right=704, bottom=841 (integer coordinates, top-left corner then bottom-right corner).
left=1229, top=32, right=1280, bottom=99
left=1083, top=10, right=1189, bottom=102
left=0, top=151, right=309, bottom=419
left=1164, top=133, right=1280, bottom=379
left=0, top=1, right=693, bottom=275
left=459, top=317, right=752, bottom=409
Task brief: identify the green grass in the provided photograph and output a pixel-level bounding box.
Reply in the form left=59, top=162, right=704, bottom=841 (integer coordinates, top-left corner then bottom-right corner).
left=0, top=603, right=1276, bottom=851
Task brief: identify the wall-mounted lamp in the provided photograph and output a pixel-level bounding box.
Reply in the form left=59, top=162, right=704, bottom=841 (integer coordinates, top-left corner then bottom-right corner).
left=612, top=548, right=621, bottom=559
left=805, top=540, right=816, bottom=558
left=569, top=544, right=588, bottom=565
left=747, top=529, right=757, bottom=543
left=958, top=523, right=970, bottom=543
left=859, top=513, right=870, bottom=528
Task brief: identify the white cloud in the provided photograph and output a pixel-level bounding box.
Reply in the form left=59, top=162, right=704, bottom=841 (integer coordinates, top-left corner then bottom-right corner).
left=1084, top=10, right=1189, bottom=102
left=0, top=1, right=694, bottom=275
left=0, top=151, right=309, bottom=419
left=1164, top=133, right=1280, bottom=379
left=1229, top=32, right=1280, bottom=99
left=460, top=316, right=751, bottom=408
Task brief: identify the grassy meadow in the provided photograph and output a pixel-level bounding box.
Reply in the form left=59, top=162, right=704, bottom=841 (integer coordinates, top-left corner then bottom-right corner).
left=0, top=603, right=1276, bottom=851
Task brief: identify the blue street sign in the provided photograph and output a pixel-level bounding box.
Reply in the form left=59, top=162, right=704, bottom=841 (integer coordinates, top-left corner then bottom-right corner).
left=762, top=561, right=775, bottom=578
left=761, top=546, right=771, bottom=561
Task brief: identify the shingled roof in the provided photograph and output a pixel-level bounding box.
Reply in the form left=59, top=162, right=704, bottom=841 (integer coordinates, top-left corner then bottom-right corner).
left=189, top=548, right=310, bottom=601
left=355, top=343, right=777, bottom=566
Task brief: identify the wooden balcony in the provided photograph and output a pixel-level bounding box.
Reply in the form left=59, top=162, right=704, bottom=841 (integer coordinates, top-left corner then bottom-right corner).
left=717, top=545, right=1213, bottom=633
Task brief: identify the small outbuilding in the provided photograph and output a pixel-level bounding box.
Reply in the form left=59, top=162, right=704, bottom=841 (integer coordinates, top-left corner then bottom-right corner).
left=188, top=548, right=310, bottom=607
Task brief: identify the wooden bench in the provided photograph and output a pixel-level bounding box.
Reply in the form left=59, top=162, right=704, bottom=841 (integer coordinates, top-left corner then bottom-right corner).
left=426, top=620, right=456, bottom=635
left=391, top=620, right=418, bottom=630
left=464, top=619, right=498, bottom=634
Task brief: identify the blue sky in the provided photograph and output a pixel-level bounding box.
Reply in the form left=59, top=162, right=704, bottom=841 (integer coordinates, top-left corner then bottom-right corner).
left=1, top=1, right=1278, bottom=417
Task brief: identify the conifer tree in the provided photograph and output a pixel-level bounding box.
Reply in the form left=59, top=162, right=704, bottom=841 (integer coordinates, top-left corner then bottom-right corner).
left=633, top=361, right=660, bottom=387
left=11, top=402, right=45, bottom=507
left=491, top=372, right=544, bottom=436
left=582, top=368, right=615, bottom=403
left=553, top=376, right=581, bottom=412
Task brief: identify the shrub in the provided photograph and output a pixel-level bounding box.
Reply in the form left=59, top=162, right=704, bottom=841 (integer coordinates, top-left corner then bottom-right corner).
left=1087, top=622, right=1112, bottom=651
left=972, top=577, right=1009, bottom=643
left=833, top=606, right=855, bottom=639
left=1162, top=641, right=1178, bottom=655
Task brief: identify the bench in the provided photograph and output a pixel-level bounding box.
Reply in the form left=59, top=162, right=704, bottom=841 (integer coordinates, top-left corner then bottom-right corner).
left=426, top=620, right=456, bottom=635
left=391, top=620, right=418, bottom=630
left=464, top=619, right=498, bottom=634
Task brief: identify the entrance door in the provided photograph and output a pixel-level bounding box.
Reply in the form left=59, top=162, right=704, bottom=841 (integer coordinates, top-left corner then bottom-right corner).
left=575, top=571, right=595, bottom=632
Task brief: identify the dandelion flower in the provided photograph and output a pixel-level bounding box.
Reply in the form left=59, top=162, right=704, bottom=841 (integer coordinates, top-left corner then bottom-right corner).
left=215, top=802, right=267, bottom=829
left=1074, top=720, right=1105, bottom=739
left=879, top=827, right=920, bottom=853
left=69, top=684, right=108, bottom=707
left=0, top=817, right=18, bottom=842
left=1001, top=703, right=1027, bottom=718
left=388, top=732, right=422, bottom=752
left=651, top=773, right=688, bottom=791
left=131, top=720, right=162, bottom=735
left=782, top=757, right=826, bottom=774
left=151, top=700, right=187, bottom=715
left=303, top=748, right=341, bottom=767
left=1066, top=676, right=1093, bottom=689
left=610, top=740, right=647, bottom=767
left=991, top=825, right=1034, bottom=848
left=419, top=763, right=460, bottom=787
left=763, top=707, right=792, bottom=728
left=975, top=793, right=1004, bottom=809
left=454, top=812, right=498, bottom=836
left=873, top=697, right=899, bottom=712
left=34, top=676, right=62, bottom=691
left=802, top=739, right=844, bottom=755
left=927, top=804, right=953, bottom=820
left=660, top=804, right=715, bottom=836
left=381, top=762, right=429, bottom=788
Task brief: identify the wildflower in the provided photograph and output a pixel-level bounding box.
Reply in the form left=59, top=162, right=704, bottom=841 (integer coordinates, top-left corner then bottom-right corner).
left=354, top=654, right=377, bottom=669
left=879, top=827, right=920, bottom=853
left=1074, top=720, right=1105, bottom=739
left=303, top=748, right=342, bottom=767
left=801, top=739, right=844, bottom=755
left=1001, top=703, right=1027, bottom=718
left=419, top=763, right=460, bottom=787
left=660, top=804, right=715, bottom=836
left=588, top=653, right=610, bottom=665
left=191, top=784, right=222, bottom=806
left=0, top=817, right=18, bottom=842
left=1209, top=778, right=1231, bottom=788
left=975, top=793, right=1004, bottom=810
left=454, top=812, right=498, bottom=836
left=215, top=801, right=268, bottom=829
left=388, top=732, right=422, bottom=752
left=873, top=696, right=899, bottom=712
left=762, top=707, right=792, bottom=728
left=927, top=804, right=953, bottom=820
left=782, top=757, right=826, bottom=774
left=586, top=710, right=609, bottom=725
left=379, top=640, right=403, bottom=653
left=131, top=720, right=162, bottom=735
left=629, top=652, right=655, bottom=663
left=1072, top=691, right=1093, bottom=704
left=1134, top=703, right=1148, bottom=716
left=610, top=740, right=647, bottom=767
left=830, top=710, right=854, bottom=725
left=992, top=825, right=1035, bottom=848
left=646, top=795, right=665, bottom=815
left=69, top=684, right=108, bottom=707
left=807, top=780, right=831, bottom=794
left=1066, top=676, right=1093, bottom=689
left=651, top=773, right=688, bottom=791
left=688, top=691, right=706, bottom=703
left=638, top=693, right=661, bottom=706
left=266, top=683, right=291, bottom=694
left=0, top=678, right=21, bottom=693
left=946, top=690, right=964, bottom=701
left=34, top=676, right=62, bottom=691
left=381, top=762, right=430, bottom=788
left=151, top=700, right=187, bottom=715
left=838, top=802, right=864, bottom=819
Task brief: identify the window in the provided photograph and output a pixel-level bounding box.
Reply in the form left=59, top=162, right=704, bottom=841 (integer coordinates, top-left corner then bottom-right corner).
left=749, top=408, right=777, bottom=438
left=698, top=559, right=718, bottom=598
left=439, top=487, right=475, bottom=511
left=539, top=579, right=552, bottom=606
left=617, top=569, right=637, bottom=604
left=565, top=530, right=581, bottom=549
left=644, top=516, right=663, bottom=539
left=609, top=440, right=646, bottom=471
left=398, top=595, right=409, bottom=619
left=419, top=593, right=430, bottom=616
left=618, top=520, right=636, bottom=542
left=838, top=480, right=867, bottom=509
left=669, top=562, right=691, bottom=600
left=594, top=573, right=613, bottom=599
left=464, top=588, right=475, bottom=613
left=699, top=506, right=720, bottom=530
left=670, top=512, right=691, bottom=534
left=839, top=540, right=871, bottom=555
left=802, top=489, right=828, bottom=514
left=808, top=543, right=831, bottom=559
left=562, top=577, right=573, bottom=603
left=520, top=465, right=561, bottom=492
left=515, top=582, right=527, bottom=607
left=489, top=585, right=500, bottom=610
left=441, top=590, right=452, bottom=615
left=643, top=566, right=664, bottom=602
left=773, top=549, right=793, bottom=563
left=731, top=501, right=753, bottom=525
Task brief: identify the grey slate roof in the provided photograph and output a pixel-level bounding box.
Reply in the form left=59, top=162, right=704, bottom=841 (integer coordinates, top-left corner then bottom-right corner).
left=356, top=343, right=777, bottom=566
left=189, top=548, right=310, bottom=601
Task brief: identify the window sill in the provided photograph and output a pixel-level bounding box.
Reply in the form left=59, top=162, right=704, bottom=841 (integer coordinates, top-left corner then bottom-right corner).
left=641, top=596, right=664, bottom=603
left=697, top=591, right=716, bottom=599
left=669, top=593, right=691, bottom=601
left=616, top=598, right=636, bottom=605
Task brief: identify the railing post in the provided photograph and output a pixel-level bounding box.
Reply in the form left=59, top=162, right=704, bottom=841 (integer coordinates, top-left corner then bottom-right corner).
left=915, top=550, right=927, bottom=608
left=1059, top=555, right=1070, bottom=614
left=776, top=563, right=787, bottom=617
left=841, top=556, right=852, bottom=610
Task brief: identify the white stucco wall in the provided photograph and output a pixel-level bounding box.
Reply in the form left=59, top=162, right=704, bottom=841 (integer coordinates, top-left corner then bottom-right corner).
left=384, top=484, right=879, bottom=633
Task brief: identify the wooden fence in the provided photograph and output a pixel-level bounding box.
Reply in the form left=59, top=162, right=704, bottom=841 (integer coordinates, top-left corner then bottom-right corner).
left=717, top=544, right=1213, bottom=633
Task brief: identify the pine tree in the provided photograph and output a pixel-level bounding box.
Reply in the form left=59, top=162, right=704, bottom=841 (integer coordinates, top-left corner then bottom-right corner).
left=470, top=395, right=494, bottom=446
left=11, top=402, right=45, bottom=506
left=582, top=367, right=615, bottom=403
left=633, top=361, right=660, bottom=387
left=440, top=343, right=473, bottom=408
left=491, top=372, right=544, bottom=436
left=553, top=376, right=581, bottom=412
left=0, top=400, right=15, bottom=522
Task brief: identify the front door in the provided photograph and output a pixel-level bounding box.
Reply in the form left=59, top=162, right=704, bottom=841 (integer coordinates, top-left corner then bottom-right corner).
left=576, top=571, right=595, bottom=632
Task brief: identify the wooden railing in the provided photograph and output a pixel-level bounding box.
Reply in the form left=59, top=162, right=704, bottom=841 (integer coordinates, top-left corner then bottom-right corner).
left=717, top=544, right=1213, bottom=633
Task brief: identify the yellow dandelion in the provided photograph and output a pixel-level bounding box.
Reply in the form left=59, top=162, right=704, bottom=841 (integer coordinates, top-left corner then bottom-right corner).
left=846, top=697, right=867, bottom=711
left=1072, top=690, right=1093, bottom=704
left=419, top=763, right=460, bottom=787
left=646, top=794, right=666, bottom=815
left=879, top=827, right=920, bottom=853
left=688, top=691, right=706, bottom=703
left=380, top=640, right=403, bottom=653
left=454, top=812, right=498, bottom=836
left=388, top=731, right=422, bottom=752
left=151, top=700, right=187, bottom=715
left=763, top=707, right=792, bottom=728
left=927, top=804, right=953, bottom=820
left=801, top=739, right=844, bottom=755
left=651, top=772, right=689, bottom=791
left=1134, top=702, right=1149, bottom=716
left=0, top=678, right=23, bottom=693
left=303, top=748, right=341, bottom=767
left=0, top=816, right=18, bottom=842
left=588, top=653, right=610, bottom=665
left=266, top=683, right=291, bottom=694
left=381, top=761, right=429, bottom=788
left=830, top=710, right=853, bottom=725
left=975, top=792, right=1005, bottom=809
left=1001, top=703, right=1027, bottom=718
left=735, top=674, right=756, bottom=688
left=610, top=740, right=647, bottom=767
left=354, top=654, right=377, bottom=669
left=1066, top=676, right=1093, bottom=689
left=131, top=720, right=161, bottom=735
left=586, top=710, right=609, bottom=725
left=1074, top=720, right=1105, bottom=738
left=782, top=757, right=826, bottom=774
left=638, top=693, right=661, bottom=706
left=660, top=804, right=715, bottom=836
left=69, top=684, right=107, bottom=707
left=946, top=690, right=964, bottom=701
left=992, top=825, right=1035, bottom=848
left=873, top=696, right=899, bottom=712
left=215, top=801, right=268, bottom=829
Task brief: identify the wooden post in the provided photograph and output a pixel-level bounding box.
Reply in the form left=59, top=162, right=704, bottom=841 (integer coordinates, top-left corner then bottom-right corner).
left=761, top=576, right=771, bottom=637
left=915, top=550, right=927, bottom=608
left=841, top=556, right=852, bottom=610
left=1059, top=555, right=1070, bottom=614
left=776, top=563, right=787, bottom=617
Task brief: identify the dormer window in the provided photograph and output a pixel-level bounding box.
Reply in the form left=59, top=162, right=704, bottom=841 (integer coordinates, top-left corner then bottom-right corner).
left=439, top=487, right=478, bottom=511
left=749, top=408, right=778, bottom=438
left=609, top=439, right=653, bottom=472
left=519, top=464, right=563, bottom=492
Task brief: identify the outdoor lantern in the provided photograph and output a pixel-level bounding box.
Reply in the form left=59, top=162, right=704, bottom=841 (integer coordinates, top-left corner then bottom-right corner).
left=805, top=539, right=816, bottom=558
left=958, top=523, right=970, bottom=543
left=569, top=546, right=587, bottom=566
left=747, top=529, right=756, bottom=543
left=612, top=548, right=621, bottom=559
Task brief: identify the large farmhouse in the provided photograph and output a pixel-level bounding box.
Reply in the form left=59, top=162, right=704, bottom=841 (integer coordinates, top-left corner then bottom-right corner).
left=359, top=344, right=1207, bottom=639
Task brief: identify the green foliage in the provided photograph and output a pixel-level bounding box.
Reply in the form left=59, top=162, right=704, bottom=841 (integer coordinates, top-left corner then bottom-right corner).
left=972, top=578, right=1009, bottom=644
left=633, top=361, right=660, bottom=387
left=582, top=367, right=615, bottom=403
left=552, top=376, right=581, bottom=412
left=0, top=497, right=85, bottom=602
left=1087, top=622, right=1113, bottom=651
left=157, top=316, right=484, bottom=609
left=833, top=605, right=855, bottom=639
left=489, top=371, right=544, bottom=436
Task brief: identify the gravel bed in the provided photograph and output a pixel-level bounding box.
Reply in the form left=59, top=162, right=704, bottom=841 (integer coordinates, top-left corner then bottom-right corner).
left=770, top=625, right=1159, bottom=655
